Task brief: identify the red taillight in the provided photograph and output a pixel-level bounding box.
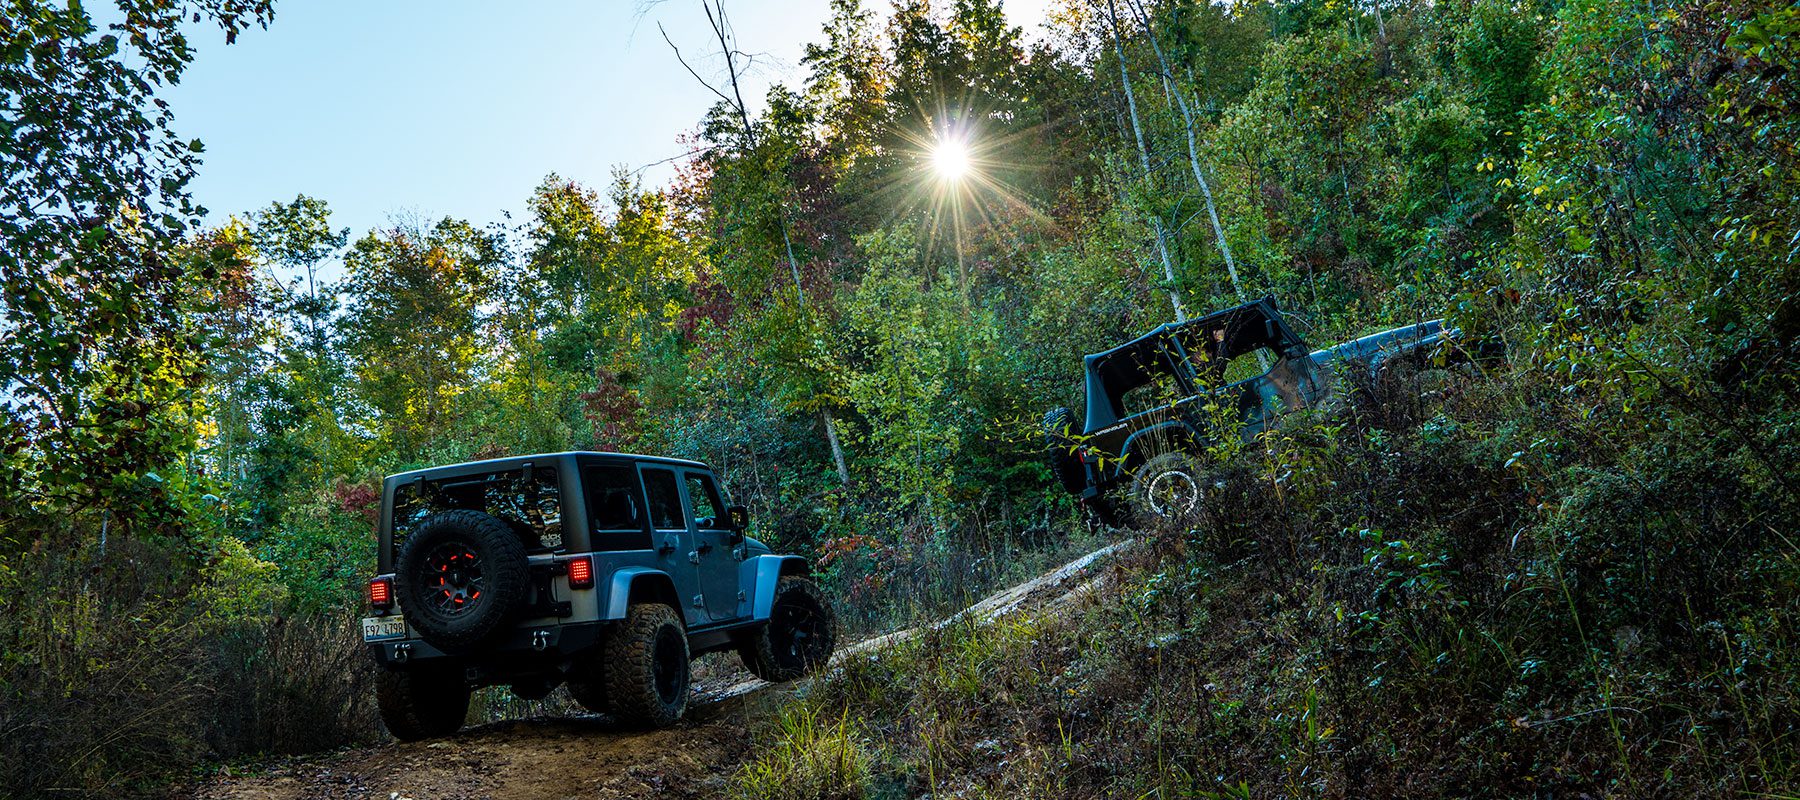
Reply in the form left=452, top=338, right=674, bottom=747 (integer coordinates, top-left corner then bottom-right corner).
left=567, top=556, right=595, bottom=590
left=368, top=576, right=394, bottom=610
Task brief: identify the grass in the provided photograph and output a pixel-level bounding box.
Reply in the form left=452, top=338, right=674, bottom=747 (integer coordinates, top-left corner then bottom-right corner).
left=732, top=703, right=873, bottom=800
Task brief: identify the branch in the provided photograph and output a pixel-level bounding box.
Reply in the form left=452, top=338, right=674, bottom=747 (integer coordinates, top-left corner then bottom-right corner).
left=705, top=0, right=757, bottom=145
left=658, top=21, right=736, bottom=109
left=631, top=143, right=724, bottom=176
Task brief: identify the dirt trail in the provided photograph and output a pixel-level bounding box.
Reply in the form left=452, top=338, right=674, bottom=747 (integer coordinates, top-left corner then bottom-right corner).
left=190, top=541, right=1128, bottom=800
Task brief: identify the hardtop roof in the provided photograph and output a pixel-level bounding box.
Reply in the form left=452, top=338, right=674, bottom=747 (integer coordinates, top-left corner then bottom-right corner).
left=383, top=451, right=709, bottom=485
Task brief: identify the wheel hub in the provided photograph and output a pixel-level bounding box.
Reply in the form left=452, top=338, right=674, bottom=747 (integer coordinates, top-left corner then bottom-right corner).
left=1147, top=470, right=1199, bottom=518
left=424, top=542, right=485, bottom=615
left=653, top=627, right=686, bottom=703
left=774, top=600, right=828, bottom=667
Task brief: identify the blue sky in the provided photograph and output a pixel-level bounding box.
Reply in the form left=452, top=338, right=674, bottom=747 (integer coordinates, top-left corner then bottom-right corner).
left=166, top=0, right=1055, bottom=267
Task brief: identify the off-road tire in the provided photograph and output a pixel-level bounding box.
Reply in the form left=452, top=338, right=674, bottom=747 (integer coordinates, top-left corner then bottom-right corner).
left=565, top=645, right=612, bottom=715
left=376, top=666, right=470, bottom=741
left=1129, top=451, right=1207, bottom=524
left=395, top=509, right=531, bottom=652
left=603, top=604, right=689, bottom=727
left=739, top=576, right=837, bottom=682
left=1042, top=407, right=1087, bottom=494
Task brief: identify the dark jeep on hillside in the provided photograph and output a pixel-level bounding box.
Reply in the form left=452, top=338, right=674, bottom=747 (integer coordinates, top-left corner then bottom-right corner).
left=362, top=452, right=836, bottom=739
left=1044, top=297, right=1452, bottom=523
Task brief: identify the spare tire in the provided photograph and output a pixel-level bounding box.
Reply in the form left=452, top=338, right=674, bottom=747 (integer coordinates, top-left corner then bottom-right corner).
left=396, top=509, right=532, bottom=652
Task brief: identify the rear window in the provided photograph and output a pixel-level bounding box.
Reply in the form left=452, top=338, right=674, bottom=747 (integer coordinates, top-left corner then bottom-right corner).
left=1099, top=345, right=1189, bottom=419
left=391, top=467, right=563, bottom=559
left=1120, top=369, right=1185, bottom=417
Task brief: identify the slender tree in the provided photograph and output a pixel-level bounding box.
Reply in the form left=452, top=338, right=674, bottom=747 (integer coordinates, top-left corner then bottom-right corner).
left=1103, top=0, right=1187, bottom=322
left=662, top=0, right=853, bottom=486
left=1126, top=0, right=1249, bottom=306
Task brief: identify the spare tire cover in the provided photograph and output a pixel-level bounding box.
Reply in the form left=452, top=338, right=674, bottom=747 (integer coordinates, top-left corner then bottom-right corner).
left=396, top=509, right=532, bottom=651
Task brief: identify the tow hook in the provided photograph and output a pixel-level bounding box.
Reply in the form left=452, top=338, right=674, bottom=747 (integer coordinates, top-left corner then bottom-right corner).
left=531, top=629, right=550, bottom=651
left=393, top=643, right=412, bottom=664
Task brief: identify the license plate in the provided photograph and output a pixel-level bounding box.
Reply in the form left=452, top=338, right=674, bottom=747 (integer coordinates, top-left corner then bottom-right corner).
left=361, top=615, right=407, bottom=642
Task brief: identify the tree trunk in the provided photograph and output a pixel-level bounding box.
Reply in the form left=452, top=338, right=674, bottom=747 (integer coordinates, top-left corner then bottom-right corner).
left=1127, top=0, right=1248, bottom=307
left=1104, top=0, right=1186, bottom=323
left=821, top=408, right=850, bottom=486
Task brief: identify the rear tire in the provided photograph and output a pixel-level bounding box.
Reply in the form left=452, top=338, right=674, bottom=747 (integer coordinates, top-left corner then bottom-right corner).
left=566, top=646, right=612, bottom=715
left=604, top=604, right=689, bottom=728
left=739, top=576, right=837, bottom=682
left=1042, top=407, right=1087, bottom=494
left=1129, top=451, right=1206, bottom=524
left=376, top=666, right=470, bottom=742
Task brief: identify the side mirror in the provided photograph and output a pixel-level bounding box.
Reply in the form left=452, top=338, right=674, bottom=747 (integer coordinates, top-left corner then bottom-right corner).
left=726, top=504, right=750, bottom=542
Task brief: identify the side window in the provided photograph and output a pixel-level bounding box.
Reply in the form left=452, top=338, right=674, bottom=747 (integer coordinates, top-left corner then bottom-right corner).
left=684, top=473, right=724, bottom=528
left=642, top=468, right=684, bottom=531
left=584, top=464, right=650, bottom=551
left=1222, top=346, right=1278, bottom=384
left=1121, top=370, right=1184, bottom=417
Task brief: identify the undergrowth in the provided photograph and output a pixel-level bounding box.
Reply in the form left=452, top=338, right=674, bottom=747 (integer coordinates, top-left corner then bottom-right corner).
left=736, top=362, right=1800, bottom=799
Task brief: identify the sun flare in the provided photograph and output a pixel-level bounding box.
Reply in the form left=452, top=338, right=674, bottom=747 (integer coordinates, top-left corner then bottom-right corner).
left=932, top=135, right=972, bottom=182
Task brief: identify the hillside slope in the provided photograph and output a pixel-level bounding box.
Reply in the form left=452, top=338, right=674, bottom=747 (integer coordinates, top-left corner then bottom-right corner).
left=190, top=543, right=1128, bottom=800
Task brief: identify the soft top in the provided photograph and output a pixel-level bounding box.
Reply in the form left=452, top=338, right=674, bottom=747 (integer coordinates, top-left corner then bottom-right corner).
left=1080, top=297, right=1295, bottom=432
left=1082, top=296, right=1283, bottom=368
left=384, top=451, right=709, bottom=485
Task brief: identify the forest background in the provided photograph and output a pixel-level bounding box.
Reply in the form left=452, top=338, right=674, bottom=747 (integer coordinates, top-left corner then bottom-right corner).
left=2, top=0, right=1796, bottom=795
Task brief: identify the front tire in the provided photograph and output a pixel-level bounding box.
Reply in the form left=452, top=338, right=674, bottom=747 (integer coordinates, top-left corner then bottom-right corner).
left=604, top=604, right=690, bottom=728
left=740, top=576, right=837, bottom=682
left=1130, top=451, right=1206, bottom=523
left=376, top=666, right=470, bottom=742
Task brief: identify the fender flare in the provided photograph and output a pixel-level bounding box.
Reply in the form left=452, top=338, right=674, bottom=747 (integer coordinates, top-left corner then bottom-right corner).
left=747, top=555, right=811, bottom=621
left=601, top=567, right=679, bottom=621
left=1117, top=421, right=1204, bottom=478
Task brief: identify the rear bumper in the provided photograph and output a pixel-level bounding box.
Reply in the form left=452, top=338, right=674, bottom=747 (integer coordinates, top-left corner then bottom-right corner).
left=368, top=619, right=609, bottom=669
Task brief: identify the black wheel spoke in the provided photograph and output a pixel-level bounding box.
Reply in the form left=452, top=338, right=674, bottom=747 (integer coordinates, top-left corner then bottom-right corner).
left=422, top=541, right=485, bottom=617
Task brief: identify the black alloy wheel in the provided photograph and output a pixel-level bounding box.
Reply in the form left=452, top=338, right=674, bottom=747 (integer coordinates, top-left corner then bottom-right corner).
left=422, top=540, right=486, bottom=616
left=394, top=509, right=531, bottom=651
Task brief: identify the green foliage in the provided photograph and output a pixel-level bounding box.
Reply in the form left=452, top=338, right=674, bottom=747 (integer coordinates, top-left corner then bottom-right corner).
left=339, top=219, right=502, bottom=457
left=7, top=0, right=1800, bottom=794
left=2, top=0, right=270, bottom=545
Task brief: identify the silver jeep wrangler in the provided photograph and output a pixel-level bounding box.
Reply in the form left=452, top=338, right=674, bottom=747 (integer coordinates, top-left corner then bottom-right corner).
left=362, top=451, right=836, bottom=739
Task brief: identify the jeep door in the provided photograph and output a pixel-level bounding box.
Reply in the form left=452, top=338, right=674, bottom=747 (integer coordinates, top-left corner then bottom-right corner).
left=638, top=465, right=704, bottom=625
left=679, top=470, right=742, bottom=622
